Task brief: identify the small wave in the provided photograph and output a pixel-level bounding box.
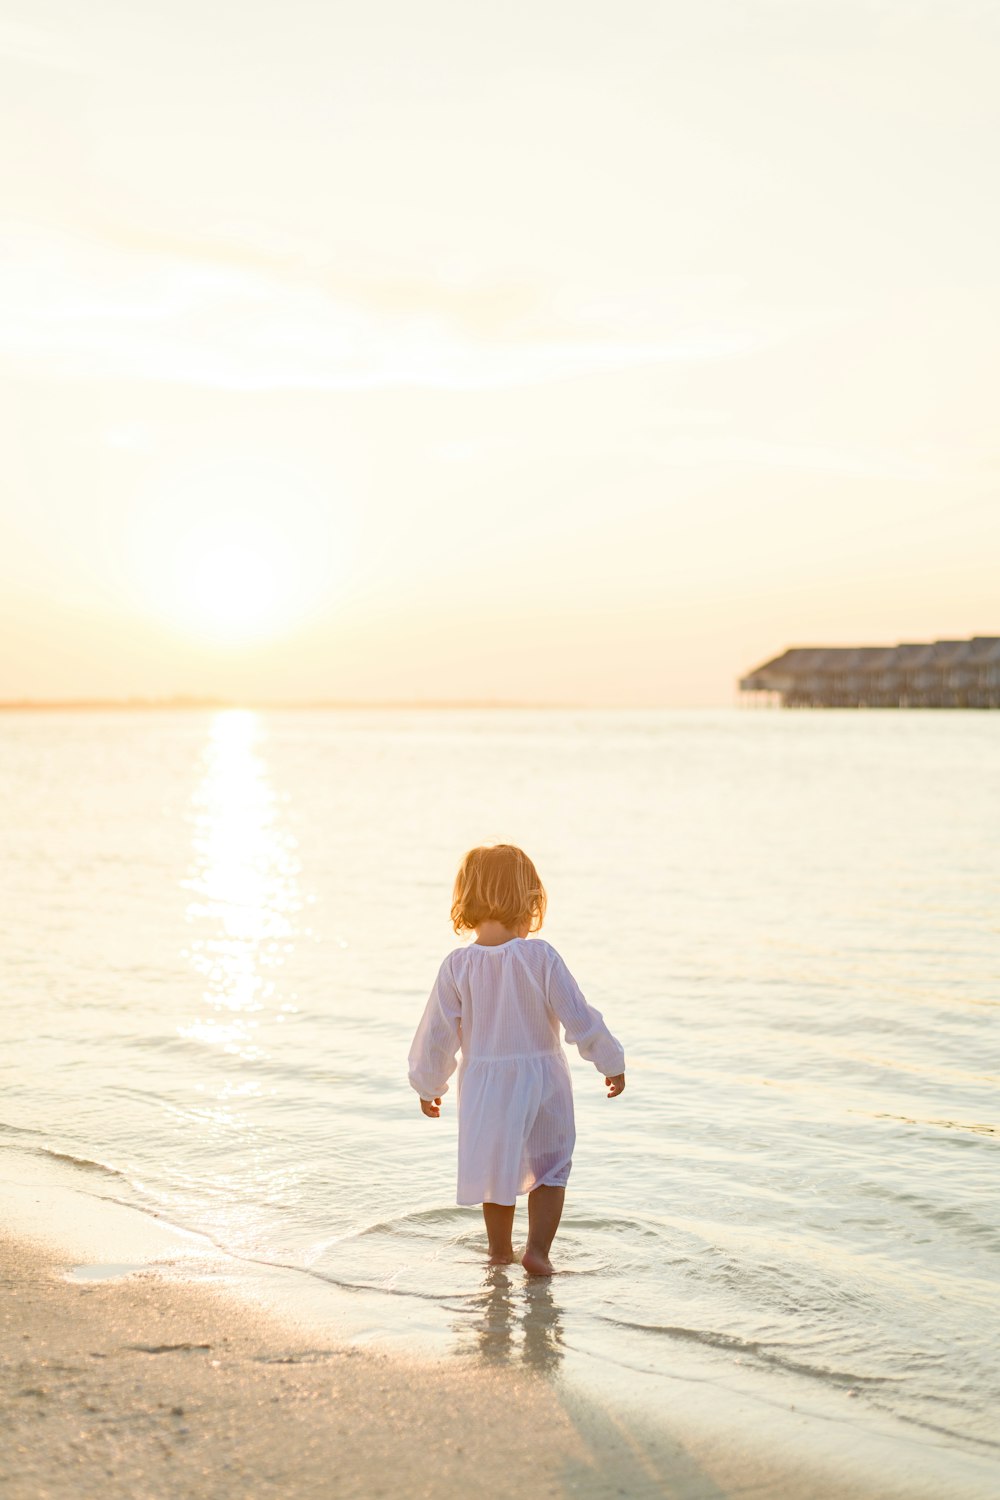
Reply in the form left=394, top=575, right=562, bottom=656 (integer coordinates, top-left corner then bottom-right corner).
left=882, top=1403, right=1000, bottom=1456
left=353, top=1206, right=476, bottom=1239
left=10, top=1144, right=130, bottom=1183
left=552, top=1213, right=672, bottom=1241
left=856, top=1182, right=1000, bottom=1252
left=51, top=1193, right=488, bottom=1310
left=596, top=1315, right=896, bottom=1389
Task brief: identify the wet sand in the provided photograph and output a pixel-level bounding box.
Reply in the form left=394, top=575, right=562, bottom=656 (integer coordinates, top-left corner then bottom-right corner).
left=2, top=1231, right=583, bottom=1500
left=4, top=1225, right=989, bottom=1500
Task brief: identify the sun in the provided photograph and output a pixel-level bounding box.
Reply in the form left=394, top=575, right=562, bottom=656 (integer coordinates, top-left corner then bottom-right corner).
left=128, top=459, right=347, bottom=647
left=181, top=530, right=288, bottom=644
left=139, top=516, right=300, bottom=645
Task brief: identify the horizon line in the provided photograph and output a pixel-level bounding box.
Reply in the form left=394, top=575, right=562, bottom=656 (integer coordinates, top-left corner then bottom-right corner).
left=0, top=695, right=729, bottom=713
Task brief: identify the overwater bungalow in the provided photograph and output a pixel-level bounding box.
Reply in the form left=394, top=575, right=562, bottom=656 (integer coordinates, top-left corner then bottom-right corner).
left=739, top=636, right=1000, bottom=708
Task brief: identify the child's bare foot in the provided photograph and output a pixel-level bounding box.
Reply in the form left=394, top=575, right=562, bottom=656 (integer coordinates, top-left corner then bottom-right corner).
left=521, top=1247, right=555, bottom=1276
left=487, top=1250, right=517, bottom=1266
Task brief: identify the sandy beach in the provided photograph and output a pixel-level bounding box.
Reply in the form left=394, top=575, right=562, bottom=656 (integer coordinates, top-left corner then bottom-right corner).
left=5, top=1215, right=995, bottom=1500
left=2, top=1231, right=594, bottom=1500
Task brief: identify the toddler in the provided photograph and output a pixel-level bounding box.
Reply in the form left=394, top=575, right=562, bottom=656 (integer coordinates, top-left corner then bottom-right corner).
left=408, top=843, right=625, bottom=1275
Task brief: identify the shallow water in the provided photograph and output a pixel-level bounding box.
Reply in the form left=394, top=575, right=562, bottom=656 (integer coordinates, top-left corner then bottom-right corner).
left=2, top=708, right=998, bottom=1462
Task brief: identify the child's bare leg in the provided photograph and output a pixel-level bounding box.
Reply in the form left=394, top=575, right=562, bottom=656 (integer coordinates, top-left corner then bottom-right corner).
left=522, top=1185, right=565, bottom=1276
left=482, top=1201, right=516, bottom=1264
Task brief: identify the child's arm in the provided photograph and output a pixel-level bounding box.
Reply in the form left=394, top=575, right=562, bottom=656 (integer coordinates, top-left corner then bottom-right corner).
left=546, top=949, right=626, bottom=1094
left=408, top=957, right=462, bottom=1116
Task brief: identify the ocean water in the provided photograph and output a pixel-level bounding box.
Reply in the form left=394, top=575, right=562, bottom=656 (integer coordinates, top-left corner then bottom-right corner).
left=2, top=708, right=998, bottom=1469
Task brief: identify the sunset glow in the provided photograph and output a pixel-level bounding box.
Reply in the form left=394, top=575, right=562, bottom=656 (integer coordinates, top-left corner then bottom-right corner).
left=1, top=1, right=997, bottom=703
left=143, top=523, right=298, bottom=645
left=125, top=463, right=346, bottom=650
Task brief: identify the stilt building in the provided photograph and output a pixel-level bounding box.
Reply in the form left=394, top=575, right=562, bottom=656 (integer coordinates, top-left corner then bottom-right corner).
left=738, top=637, right=1000, bottom=708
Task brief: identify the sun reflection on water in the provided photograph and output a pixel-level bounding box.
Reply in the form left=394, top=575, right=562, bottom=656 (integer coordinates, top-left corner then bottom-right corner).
left=179, top=710, right=301, bottom=1061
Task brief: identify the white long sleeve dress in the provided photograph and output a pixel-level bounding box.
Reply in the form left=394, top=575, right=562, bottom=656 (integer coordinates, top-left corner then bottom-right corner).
left=408, top=937, right=625, bottom=1207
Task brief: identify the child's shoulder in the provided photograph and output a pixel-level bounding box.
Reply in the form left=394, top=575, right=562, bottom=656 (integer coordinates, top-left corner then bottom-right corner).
left=519, top=937, right=565, bottom=969
left=445, top=937, right=560, bottom=963
left=524, top=936, right=559, bottom=959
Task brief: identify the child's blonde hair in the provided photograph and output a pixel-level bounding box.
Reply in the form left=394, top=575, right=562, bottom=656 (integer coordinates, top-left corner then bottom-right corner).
left=450, top=844, right=547, bottom=936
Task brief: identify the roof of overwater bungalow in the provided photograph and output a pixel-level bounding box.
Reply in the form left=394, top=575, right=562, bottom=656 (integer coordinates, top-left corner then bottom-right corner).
left=966, top=636, right=1000, bottom=663
left=843, top=646, right=898, bottom=672
left=893, top=643, right=935, bottom=666
left=737, top=647, right=834, bottom=689
left=929, top=639, right=972, bottom=666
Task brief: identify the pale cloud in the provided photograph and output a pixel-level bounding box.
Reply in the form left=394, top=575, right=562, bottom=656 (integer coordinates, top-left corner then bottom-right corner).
left=0, top=224, right=799, bottom=393
left=427, top=417, right=983, bottom=487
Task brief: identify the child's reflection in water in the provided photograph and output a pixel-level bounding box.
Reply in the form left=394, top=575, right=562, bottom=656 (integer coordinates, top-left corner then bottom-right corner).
left=461, top=1267, right=564, bottom=1371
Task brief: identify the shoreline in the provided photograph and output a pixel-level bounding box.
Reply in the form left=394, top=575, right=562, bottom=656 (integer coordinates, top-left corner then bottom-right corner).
left=2, top=1161, right=997, bottom=1499
left=1, top=1231, right=588, bottom=1500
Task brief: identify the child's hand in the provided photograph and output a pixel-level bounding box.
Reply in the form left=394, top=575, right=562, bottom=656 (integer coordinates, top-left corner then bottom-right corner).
left=419, top=1096, right=442, bottom=1118
left=605, top=1074, right=625, bottom=1098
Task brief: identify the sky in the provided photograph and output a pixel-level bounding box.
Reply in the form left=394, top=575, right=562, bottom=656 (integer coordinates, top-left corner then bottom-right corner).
left=1, top=0, right=998, bottom=705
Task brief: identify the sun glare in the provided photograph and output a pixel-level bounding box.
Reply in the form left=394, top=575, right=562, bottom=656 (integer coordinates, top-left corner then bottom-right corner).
left=128, top=459, right=348, bottom=647
left=179, top=710, right=301, bottom=1060
left=153, top=520, right=298, bottom=644
left=183, top=534, right=285, bottom=644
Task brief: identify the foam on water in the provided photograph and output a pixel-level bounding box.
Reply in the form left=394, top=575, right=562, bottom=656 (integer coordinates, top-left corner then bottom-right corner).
left=1, top=707, right=998, bottom=1470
